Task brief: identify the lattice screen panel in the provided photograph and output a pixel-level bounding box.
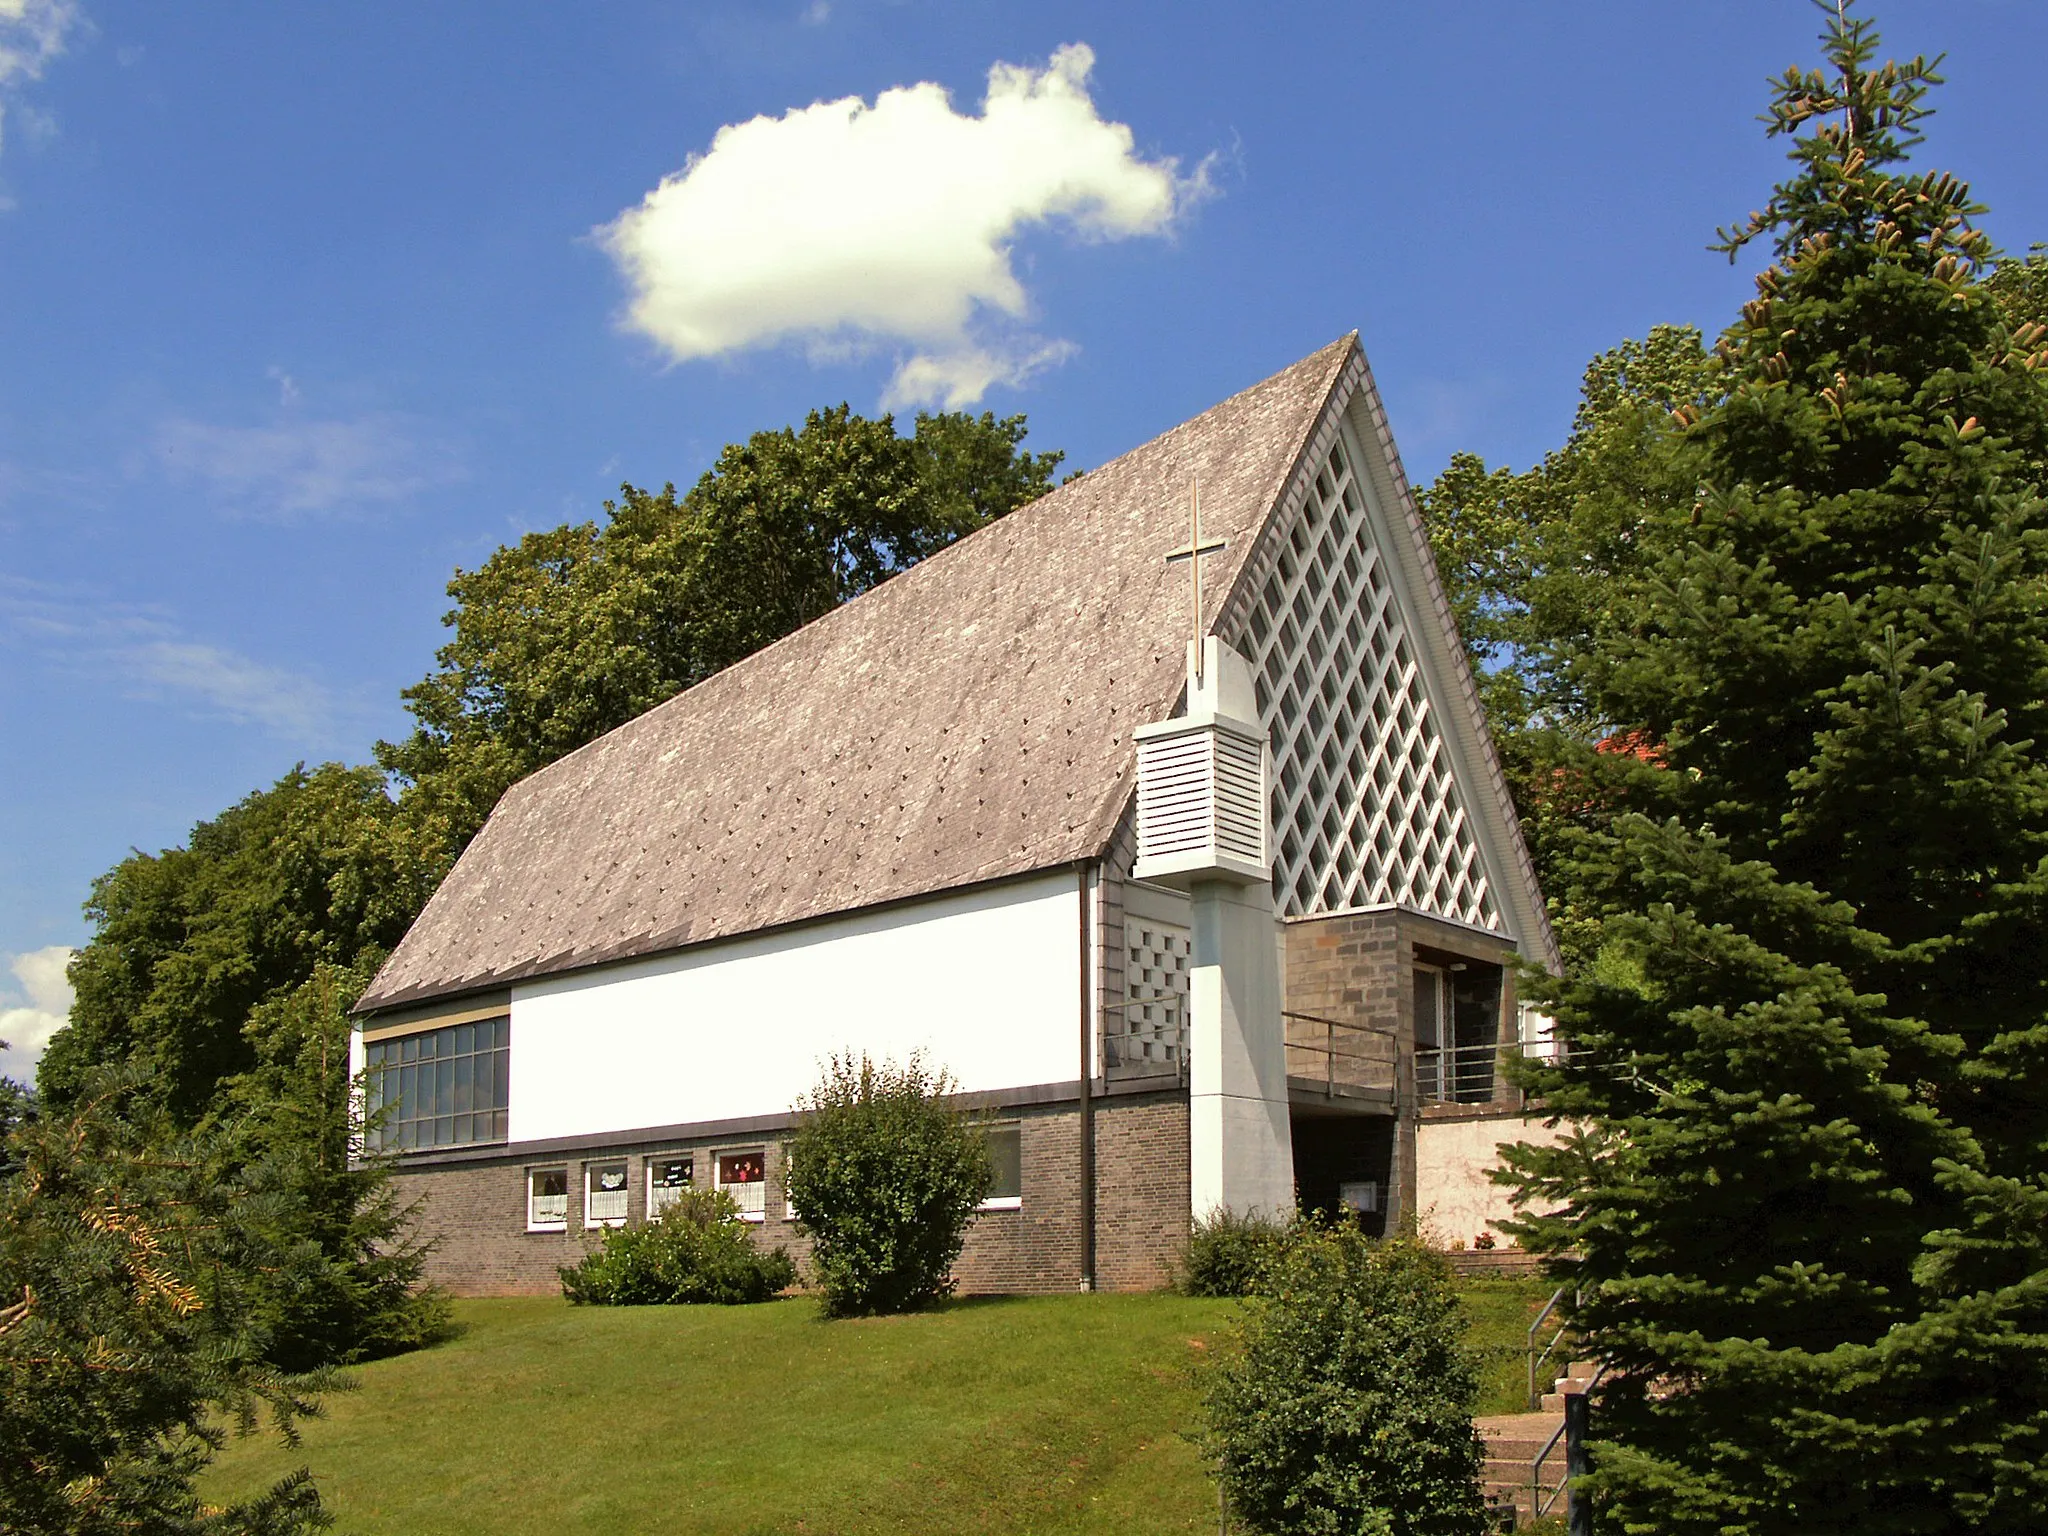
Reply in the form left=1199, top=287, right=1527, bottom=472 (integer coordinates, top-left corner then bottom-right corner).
left=1227, top=430, right=1502, bottom=929
left=1121, top=919, right=1190, bottom=1066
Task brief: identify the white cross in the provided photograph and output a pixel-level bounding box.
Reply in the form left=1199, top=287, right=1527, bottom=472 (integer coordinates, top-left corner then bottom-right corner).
left=1164, top=477, right=1225, bottom=685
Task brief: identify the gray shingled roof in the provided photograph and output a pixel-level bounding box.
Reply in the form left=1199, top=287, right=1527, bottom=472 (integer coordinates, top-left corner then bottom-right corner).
left=356, top=337, right=1358, bottom=1013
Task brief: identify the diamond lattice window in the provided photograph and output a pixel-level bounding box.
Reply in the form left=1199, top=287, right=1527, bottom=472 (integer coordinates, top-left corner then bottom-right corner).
left=1120, top=919, right=1190, bottom=1066
left=1227, top=429, right=1501, bottom=929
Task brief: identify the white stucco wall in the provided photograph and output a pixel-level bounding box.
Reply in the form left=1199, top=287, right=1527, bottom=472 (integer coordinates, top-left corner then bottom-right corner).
left=507, top=871, right=1084, bottom=1143
left=1414, top=1113, right=1568, bottom=1249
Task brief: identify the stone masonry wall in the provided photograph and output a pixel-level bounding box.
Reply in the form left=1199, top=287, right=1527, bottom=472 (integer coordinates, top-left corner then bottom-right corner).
left=1284, top=910, right=1414, bottom=1226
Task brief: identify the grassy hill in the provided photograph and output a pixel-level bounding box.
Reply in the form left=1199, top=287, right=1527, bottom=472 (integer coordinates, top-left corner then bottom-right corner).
left=204, top=1281, right=1553, bottom=1535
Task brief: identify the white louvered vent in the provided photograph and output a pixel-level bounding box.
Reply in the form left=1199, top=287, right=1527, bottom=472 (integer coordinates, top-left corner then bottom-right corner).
left=1133, top=713, right=1269, bottom=885
left=1225, top=426, right=1502, bottom=930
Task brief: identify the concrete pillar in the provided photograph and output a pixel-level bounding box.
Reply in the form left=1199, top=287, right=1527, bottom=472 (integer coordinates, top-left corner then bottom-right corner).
left=1187, top=874, right=1296, bottom=1220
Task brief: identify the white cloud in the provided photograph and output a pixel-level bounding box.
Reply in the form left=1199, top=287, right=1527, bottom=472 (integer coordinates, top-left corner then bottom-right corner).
left=0, top=0, right=78, bottom=157
left=0, top=577, right=345, bottom=742
left=601, top=42, right=1207, bottom=408
left=0, top=944, right=74, bottom=1082
left=159, top=413, right=464, bottom=519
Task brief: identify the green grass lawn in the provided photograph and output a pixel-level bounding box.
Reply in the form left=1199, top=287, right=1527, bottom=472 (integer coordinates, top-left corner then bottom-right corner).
left=204, top=1279, right=1556, bottom=1535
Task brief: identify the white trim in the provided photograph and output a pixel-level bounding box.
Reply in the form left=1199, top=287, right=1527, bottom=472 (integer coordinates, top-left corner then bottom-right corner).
left=976, top=1195, right=1023, bottom=1212
left=1280, top=900, right=1518, bottom=949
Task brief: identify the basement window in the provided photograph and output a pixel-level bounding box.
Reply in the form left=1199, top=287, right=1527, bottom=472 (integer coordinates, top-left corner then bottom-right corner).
left=527, top=1167, right=568, bottom=1232
left=585, top=1161, right=629, bottom=1228
left=716, top=1149, right=766, bottom=1223
left=647, top=1154, right=693, bottom=1218
left=979, top=1125, right=1022, bottom=1211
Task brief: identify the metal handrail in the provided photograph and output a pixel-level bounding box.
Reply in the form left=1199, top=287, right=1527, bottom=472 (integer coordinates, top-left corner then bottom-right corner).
left=1414, top=1039, right=1508, bottom=1104
left=1531, top=1361, right=1606, bottom=1520
left=1282, top=1009, right=1398, bottom=1097
left=1527, top=1284, right=1573, bottom=1409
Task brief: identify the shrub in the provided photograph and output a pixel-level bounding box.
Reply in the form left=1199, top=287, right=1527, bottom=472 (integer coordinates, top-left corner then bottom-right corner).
left=558, top=1188, right=795, bottom=1305
left=1175, top=1208, right=1293, bottom=1297
left=783, top=1052, right=991, bottom=1316
left=1200, top=1231, right=1488, bottom=1536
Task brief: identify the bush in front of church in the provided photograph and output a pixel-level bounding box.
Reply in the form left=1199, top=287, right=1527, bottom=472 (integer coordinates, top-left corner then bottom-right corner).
left=558, top=1188, right=796, bottom=1306
left=1175, top=1208, right=1295, bottom=1297
left=783, top=1052, right=992, bottom=1317
left=1198, top=1230, right=1488, bottom=1536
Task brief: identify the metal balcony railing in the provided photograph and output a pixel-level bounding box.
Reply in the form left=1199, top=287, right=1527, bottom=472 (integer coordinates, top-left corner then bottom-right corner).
left=1283, top=1009, right=1398, bottom=1099
left=1414, top=1040, right=1512, bottom=1105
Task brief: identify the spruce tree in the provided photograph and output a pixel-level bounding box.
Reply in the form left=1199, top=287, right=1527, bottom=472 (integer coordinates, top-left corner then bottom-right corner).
left=1503, top=7, right=2048, bottom=1532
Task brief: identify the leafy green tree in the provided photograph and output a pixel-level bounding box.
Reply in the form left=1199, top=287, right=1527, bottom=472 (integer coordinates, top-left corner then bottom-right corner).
left=1502, top=9, right=2048, bottom=1532
left=380, top=405, right=1064, bottom=849
left=783, top=1052, right=992, bottom=1317
left=1199, top=1232, right=1487, bottom=1536
left=40, top=764, right=440, bottom=1121
left=1419, top=329, right=1716, bottom=963
left=0, top=1070, right=341, bottom=1535
left=1419, top=325, right=1717, bottom=738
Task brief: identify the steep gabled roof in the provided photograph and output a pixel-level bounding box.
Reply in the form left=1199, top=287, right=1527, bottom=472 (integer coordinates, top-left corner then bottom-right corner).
left=358, top=337, right=1359, bottom=1013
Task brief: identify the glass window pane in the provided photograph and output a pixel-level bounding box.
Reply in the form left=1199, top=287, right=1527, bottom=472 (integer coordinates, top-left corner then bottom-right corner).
left=453, top=1022, right=474, bottom=1056
left=987, top=1127, right=1022, bottom=1200
left=400, top=1034, right=417, bottom=1063
left=530, top=1167, right=568, bottom=1226
left=587, top=1162, right=628, bottom=1224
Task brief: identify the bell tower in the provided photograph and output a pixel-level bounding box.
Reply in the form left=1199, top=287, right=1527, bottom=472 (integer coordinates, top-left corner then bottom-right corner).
left=1133, top=626, right=1296, bottom=1219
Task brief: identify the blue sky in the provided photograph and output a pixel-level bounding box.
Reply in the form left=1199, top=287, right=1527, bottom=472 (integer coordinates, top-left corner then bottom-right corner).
left=1, top=1, right=2043, bottom=1074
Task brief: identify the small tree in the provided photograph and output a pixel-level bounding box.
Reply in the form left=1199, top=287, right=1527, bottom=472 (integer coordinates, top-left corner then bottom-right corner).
left=783, top=1053, right=992, bottom=1316
left=1200, top=1231, right=1488, bottom=1536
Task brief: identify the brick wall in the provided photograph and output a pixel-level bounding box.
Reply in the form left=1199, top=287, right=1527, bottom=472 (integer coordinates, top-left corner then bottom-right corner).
left=391, top=1089, right=1192, bottom=1298
left=1092, top=1092, right=1190, bottom=1291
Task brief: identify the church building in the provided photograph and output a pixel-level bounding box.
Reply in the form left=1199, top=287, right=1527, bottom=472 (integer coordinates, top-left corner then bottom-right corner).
left=350, top=334, right=1560, bottom=1294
